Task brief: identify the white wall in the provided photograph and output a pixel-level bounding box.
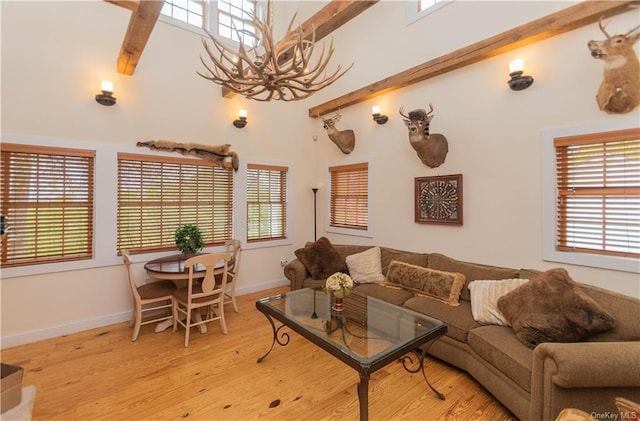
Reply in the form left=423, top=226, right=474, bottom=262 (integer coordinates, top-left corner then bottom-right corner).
left=1, top=1, right=639, bottom=348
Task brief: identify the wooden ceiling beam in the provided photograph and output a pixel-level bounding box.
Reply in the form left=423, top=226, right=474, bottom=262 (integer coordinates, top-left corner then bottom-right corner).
left=308, top=0, right=639, bottom=117
left=105, top=0, right=139, bottom=12
left=116, top=0, right=163, bottom=75
left=222, top=0, right=378, bottom=98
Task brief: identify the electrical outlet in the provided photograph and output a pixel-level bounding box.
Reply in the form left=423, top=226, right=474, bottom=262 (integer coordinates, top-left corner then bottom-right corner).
left=280, top=259, right=288, bottom=267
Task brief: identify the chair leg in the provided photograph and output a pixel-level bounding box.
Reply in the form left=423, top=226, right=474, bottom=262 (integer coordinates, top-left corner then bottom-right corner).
left=172, top=300, right=179, bottom=332
left=219, top=303, right=228, bottom=335
left=132, top=308, right=142, bottom=341
left=184, top=305, right=192, bottom=347
left=231, top=295, right=239, bottom=313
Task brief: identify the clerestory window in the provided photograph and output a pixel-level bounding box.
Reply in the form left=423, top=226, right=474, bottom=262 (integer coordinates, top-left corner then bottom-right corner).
left=407, top=0, right=453, bottom=24
left=161, top=0, right=257, bottom=47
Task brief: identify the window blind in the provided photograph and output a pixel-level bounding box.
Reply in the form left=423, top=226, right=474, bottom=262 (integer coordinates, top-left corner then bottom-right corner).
left=246, top=163, right=287, bottom=242
left=329, top=162, right=368, bottom=230
left=554, top=128, right=640, bottom=258
left=1, top=143, right=95, bottom=267
left=118, top=153, right=233, bottom=253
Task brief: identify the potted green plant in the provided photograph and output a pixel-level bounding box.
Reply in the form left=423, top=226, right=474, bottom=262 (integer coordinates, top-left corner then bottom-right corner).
left=174, top=223, right=204, bottom=256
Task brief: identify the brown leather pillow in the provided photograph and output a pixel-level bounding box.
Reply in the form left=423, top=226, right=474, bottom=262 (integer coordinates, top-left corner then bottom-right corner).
left=294, top=237, right=347, bottom=280
left=497, top=268, right=616, bottom=349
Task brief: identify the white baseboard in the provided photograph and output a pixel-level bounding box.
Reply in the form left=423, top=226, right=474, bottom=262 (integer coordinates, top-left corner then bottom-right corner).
left=1, top=311, right=132, bottom=350
left=1, top=278, right=290, bottom=350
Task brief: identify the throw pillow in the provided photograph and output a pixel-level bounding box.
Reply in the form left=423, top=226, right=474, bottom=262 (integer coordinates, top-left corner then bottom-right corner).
left=468, top=279, right=529, bottom=326
left=345, top=246, right=385, bottom=284
left=294, top=237, right=347, bottom=280
left=383, top=260, right=466, bottom=306
left=497, top=268, right=617, bottom=349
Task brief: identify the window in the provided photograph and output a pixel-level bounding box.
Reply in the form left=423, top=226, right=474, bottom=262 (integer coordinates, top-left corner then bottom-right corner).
left=554, top=129, right=639, bottom=258
left=161, top=0, right=257, bottom=47
left=161, top=0, right=205, bottom=28
left=329, top=162, right=369, bottom=231
left=217, top=0, right=257, bottom=46
left=117, top=153, right=233, bottom=253
left=246, top=163, right=287, bottom=242
left=407, top=0, right=452, bottom=24
left=419, top=0, right=444, bottom=11
left=1, top=143, right=95, bottom=268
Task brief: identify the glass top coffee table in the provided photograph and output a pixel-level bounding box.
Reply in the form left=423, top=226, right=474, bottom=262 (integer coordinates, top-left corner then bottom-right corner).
left=256, top=288, right=447, bottom=421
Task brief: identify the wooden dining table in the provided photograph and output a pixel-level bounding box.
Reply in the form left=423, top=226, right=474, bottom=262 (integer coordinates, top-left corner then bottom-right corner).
left=144, top=253, right=206, bottom=284
left=144, top=253, right=209, bottom=334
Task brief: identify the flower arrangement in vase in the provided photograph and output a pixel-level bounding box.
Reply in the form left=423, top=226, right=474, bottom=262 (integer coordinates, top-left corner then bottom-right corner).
left=325, top=272, right=354, bottom=312
left=174, top=223, right=204, bottom=256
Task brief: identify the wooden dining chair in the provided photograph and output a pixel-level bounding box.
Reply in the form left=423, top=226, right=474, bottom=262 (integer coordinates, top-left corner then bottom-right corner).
left=216, top=239, right=242, bottom=313
left=173, top=252, right=231, bottom=347
left=122, top=249, right=176, bottom=341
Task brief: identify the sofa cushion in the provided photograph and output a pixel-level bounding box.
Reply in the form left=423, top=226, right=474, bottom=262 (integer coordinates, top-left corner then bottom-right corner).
left=497, top=268, right=617, bottom=349
left=294, top=237, right=347, bottom=280
left=384, top=260, right=465, bottom=306
left=353, top=283, right=414, bottom=306
left=467, top=325, right=533, bottom=392
left=345, top=246, right=385, bottom=284
left=428, top=253, right=519, bottom=302
left=379, top=247, right=429, bottom=275
left=403, top=296, right=480, bottom=342
left=468, top=279, right=529, bottom=326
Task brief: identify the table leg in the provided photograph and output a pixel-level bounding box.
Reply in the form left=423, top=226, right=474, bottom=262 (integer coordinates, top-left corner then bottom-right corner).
left=358, top=367, right=370, bottom=421
left=401, top=348, right=446, bottom=400
left=256, top=312, right=290, bottom=362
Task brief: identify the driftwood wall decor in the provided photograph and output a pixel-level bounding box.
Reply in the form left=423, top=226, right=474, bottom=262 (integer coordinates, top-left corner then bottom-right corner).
left=399, top=104, right=448, bottom=168
left=588, top=18, right=640, bottom=114
left=136, top=140, right=239, bottom=171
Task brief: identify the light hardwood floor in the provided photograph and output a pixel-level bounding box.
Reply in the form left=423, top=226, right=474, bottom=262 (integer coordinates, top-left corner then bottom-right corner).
left=2, top=287, right=517, bottom=421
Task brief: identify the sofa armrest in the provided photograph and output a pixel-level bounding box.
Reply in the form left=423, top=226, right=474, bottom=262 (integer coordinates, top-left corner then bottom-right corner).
left=530, top=341, right=640, bottom=421
left=284, top=259, right=309, bottom=290
left=533, top=341, right=640, bottom=388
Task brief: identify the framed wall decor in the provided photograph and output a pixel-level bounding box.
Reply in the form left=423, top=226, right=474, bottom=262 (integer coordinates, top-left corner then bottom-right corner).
left=415, top=174, right=463, bottom=225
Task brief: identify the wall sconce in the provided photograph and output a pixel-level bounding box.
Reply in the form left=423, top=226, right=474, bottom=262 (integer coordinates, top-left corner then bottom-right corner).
left=508, top=60, right=534, bottom=91
left=233, top=109, right=248, bottom=128
left=95, top=80, right=116, bottom=106
left=371, top=105, right=388, bottom=125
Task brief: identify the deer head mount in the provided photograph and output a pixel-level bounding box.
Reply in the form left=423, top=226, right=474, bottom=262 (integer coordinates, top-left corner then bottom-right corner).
left=136, top=140, right=239, bottom=171
left=588, top=18, right=640, bottom=114
left=321, top=112, right=355, bottom=154
left=399, top=104, right=448, bottom=168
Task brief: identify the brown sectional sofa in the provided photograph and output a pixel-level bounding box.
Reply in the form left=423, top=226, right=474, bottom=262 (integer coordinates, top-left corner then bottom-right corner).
left=284, top=244, right=640, bottom=421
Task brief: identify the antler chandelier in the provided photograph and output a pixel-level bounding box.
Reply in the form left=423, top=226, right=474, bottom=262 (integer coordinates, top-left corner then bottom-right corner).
left=197, top=4, right=353, bottom=102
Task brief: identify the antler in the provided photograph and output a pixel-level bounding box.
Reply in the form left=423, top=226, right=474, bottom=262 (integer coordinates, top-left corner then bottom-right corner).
left=197, top=6, right=353, bottom=102
left=625, top=23, right=640, bottom=36
left=426, top=103, right=434, bottom=116
left=598, top=17, right=611, bottom=38
left=399, top=106, right=410, bottom=119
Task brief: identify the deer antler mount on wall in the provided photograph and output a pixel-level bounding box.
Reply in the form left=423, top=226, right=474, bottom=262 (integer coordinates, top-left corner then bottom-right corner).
left=399, top=104, right=448, bottom=168
left=136, top=140, right=239, bottom=171
left=321, top=112, right=356, bottom=154
left=588, top=17, right=640, bottom=114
